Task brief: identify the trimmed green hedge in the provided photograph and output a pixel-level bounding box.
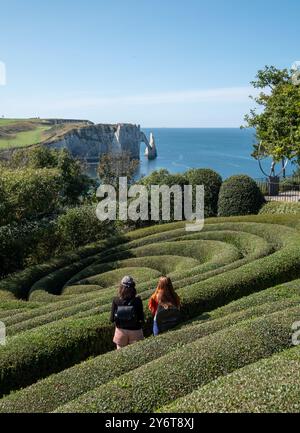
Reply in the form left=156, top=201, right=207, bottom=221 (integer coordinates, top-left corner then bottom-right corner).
left=161, top=346, right=300, bottom=413
left=1, top=215, right=300, bottom=401
left=61, top=284, right=103, bottom=296
left=260, top=201, right=300, bottom=215
left=1, top=224, right=278, bottom=335
left=0, top=280, right=299, bottom=413
left=0, top=234, right=126, bottom=299
left=0, top=314, right=114, bottom=397
left=1, top=220, right=300, bottom=354
left=1, top=213, right=298, bottom=300
left=218, top=175, right=265, bottom=217
left=185, top=168, right=222, bottom=217
left=55, top=306, right=299, bottom=412
left=176, top=223, right=300, bottom=318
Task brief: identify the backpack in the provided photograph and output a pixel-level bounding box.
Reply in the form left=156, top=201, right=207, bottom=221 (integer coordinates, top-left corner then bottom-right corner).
left=115, top=299, right=137, bottom=328
left=156, top=305, right=181, bottom=333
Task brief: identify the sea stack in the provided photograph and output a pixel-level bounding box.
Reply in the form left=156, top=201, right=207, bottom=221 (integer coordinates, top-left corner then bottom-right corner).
left=145, top=132, right=157, bottom=160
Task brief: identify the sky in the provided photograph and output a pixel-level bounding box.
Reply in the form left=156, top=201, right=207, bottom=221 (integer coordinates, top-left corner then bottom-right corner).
left=0, top=0, right=299, bottom=127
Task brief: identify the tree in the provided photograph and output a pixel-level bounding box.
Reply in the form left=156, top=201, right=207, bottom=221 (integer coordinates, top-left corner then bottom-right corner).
left=98, top=151, right=139, bottom=188
left=56, top=149, right=93, bottom=205
left=3, top=146, right=93, bottom=205
left=243, top=65, right=300, bottom=177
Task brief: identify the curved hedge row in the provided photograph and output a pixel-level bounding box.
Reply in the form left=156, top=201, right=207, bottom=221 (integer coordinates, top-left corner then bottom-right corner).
left=1, top=215, right=300, bottom=403
left=0, top=314, right=114, bottom=397
left=1, top=214, right=298, bottom=301
left=55, top=306, right=299, bottom=412
left=161, top=346, right=300, bottom=413
left=2, top=228, right=263, bottom=334
left=0, top=235, right=126, bottom=299
left=0, top=279, right=299, bottom=412
left=260, top=201, right=300, bottom=215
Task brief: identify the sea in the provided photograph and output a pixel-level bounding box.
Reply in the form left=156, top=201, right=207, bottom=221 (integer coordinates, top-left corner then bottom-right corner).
left=87, top=128, right=291, bottom=181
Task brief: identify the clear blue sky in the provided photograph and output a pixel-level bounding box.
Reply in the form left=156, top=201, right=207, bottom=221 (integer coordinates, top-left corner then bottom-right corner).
left=1, top=0, right=299, bottom=126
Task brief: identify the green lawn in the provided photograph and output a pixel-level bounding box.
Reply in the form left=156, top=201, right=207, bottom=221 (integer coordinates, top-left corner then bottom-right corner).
left=0, top=119, right=23, bottom=125
left=0, top=125, right=52, bottom=149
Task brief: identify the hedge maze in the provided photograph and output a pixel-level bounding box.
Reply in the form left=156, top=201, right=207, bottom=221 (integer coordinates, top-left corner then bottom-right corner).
left=0, top=214, right=300, bottom=412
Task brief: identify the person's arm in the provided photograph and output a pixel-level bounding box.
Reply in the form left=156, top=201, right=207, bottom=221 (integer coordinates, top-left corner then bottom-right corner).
left=136, top=297, right=145, bottom=324
left=110, top=299, right=116, bottom=323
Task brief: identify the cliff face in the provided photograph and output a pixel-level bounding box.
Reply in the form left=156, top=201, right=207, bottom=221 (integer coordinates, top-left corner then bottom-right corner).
left=0, top=121, right=157, bottom=162
left=46, top=123, right=154, bottom=161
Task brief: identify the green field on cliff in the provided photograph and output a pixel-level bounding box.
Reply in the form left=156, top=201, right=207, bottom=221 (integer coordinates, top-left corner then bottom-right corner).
left=0, top=119, right=50, bottom=149
left=0, top=118, right=89, bottom=150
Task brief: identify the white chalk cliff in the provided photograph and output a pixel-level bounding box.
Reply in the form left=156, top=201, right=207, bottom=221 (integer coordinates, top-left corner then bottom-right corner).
left=46, top=123, right=157, bottom=161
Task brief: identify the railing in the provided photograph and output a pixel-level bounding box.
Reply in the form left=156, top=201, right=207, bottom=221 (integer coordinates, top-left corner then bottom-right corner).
left=256, top=176, right=300, bottom=202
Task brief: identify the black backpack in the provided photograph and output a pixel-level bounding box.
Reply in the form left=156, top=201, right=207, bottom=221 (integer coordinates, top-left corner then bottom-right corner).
left=115, top=299, right=137, bottom=328
left=156, top=305, right=181, bottom=333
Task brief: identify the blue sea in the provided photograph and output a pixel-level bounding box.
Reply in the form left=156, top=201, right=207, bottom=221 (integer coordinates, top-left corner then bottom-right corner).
left=88, top=128, right=292, bottom=180
left=138, top=128, right=261, bottom=180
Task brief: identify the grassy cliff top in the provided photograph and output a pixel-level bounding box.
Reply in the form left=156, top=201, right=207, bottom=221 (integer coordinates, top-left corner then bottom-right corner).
left=0, top=118, right=93, bottom=150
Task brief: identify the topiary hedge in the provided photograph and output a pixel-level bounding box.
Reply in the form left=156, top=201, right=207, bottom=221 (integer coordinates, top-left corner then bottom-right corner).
left=185, top=168, right=222, bottom=217
left=218, top=175, right=265, bottom=217
left=0, top=314, right=114, bottom=397
left=1, top=224, right=283, bottom=335
left=161, top=346, right=300, bottom=413
left=0, top=234, right=126, bottom=299
left=259, top=201, right=300, bottom=215
left=2, top=220, right=300, bottom=340
left=1, top=216, right=300, bottom=400
left=55, top=305, right=299, bottom=413
left=1, top=280, right=299, bottom=413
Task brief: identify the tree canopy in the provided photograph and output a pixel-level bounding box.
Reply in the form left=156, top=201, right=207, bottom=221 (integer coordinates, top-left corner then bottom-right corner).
left=244, top=65, right=300, bottom=175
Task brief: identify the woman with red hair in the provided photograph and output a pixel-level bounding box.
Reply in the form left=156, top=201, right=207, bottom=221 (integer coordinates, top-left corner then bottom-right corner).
left=148, top=276, right=181, bottom=336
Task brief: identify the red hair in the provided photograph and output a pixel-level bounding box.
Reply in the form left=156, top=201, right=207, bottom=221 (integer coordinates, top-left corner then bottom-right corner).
left=148, top=276, right=180, bottom=316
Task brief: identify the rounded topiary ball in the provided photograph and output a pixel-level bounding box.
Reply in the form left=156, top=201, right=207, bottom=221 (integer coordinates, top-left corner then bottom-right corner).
left=218, top=174, right=265, bottom=217
left=185, top=168, right=222, bottom=217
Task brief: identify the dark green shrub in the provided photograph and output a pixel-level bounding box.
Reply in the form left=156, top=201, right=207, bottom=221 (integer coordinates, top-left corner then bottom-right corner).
left=0, top=235, right=125, bottom=299
left=56, top=205, right=116, bottom=250
left=0, top=168, right=62, bottom=223
left=218, top=175, right=265, bottom=217
left=8, top=146, right=94, bottom=206
left=0, top=219, right=58, bottom=278
left=138, top=169, right=187, bottom=223
left=185, top=168, right=222, bottom=217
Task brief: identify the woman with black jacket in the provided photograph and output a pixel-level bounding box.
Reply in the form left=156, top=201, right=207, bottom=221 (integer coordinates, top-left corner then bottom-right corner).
left=110, top=276, right=145, bottom=349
